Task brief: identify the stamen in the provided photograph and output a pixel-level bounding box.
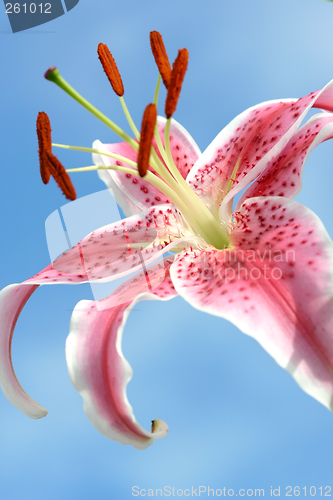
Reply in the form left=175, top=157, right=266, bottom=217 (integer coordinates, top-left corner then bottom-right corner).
left=36, top=112, right=52, bottom=184
left=137, top=104, right=157, bottom=177
left=97, top=43, right=124, bottom=97
left=149, top=31, right=172, bottom=89
left=44, top=151, right=76, bottom=200
left=165, top=48, right=189, bottom=119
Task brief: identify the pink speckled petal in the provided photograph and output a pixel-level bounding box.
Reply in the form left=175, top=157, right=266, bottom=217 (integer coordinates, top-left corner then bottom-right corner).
left=219, top=81, right=333, bottom=220
left=187, top=98, right=296, bottom=216
left=314, top=87, right=333, bottom=112
left=27, top=205, right=191, bottom=285
left=0, top=284, right=48, bottom=418
left=237, top=112, right=333, bottom=207
left=94, top=117, right=200, bottom=214
left=66, top=258, right=177, bottom=449
left=171, top=197, right=333, bottom=410
left=187, top=81, right=333, bottom=219
left=0, top=205, right=194, bottom=418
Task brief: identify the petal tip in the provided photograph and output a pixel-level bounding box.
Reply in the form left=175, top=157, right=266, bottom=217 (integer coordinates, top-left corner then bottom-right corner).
left=151, top=418, right=168, bottom=439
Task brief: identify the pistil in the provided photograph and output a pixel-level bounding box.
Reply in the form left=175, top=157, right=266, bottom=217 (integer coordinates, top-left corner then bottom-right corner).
left=45, top=67, right=137, bottom=150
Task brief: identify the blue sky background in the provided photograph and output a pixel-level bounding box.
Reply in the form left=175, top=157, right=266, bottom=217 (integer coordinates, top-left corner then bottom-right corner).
left=1, top=0, right=333, bottom=498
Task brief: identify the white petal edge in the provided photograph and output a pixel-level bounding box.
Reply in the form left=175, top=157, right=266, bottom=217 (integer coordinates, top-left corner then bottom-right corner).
left=0, top=284, right=48, bottom=418
left=66, top=290, right=176, bottom=449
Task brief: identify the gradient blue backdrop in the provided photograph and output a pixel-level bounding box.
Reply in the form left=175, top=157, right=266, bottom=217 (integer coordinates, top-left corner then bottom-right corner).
left=1, top=1, right=333, bottom=498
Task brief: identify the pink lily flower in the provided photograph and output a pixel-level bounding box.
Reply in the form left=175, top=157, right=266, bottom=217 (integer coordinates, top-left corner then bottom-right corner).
left=1, top=34, right=333, bottom=450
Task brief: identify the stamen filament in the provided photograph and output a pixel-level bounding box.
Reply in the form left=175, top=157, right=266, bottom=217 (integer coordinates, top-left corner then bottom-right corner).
left=154, top=121, right=169, bottom=167
left=52, top=143, right=138, bottom=169
left=164, top=117, right=187, bottom=184
left=119, top=96, right=140, bottom=140
left=152, top=76, right=177, bottom=168
left=153, top=74, right=161, bottom=106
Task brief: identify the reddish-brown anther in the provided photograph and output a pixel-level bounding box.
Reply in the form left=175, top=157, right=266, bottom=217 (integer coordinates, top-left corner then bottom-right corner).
left=137, top=103, right=157, bottom=177
left=149, top=31, right=172, bottom=89
left=36, top=112, right=52, bottom=184
left=44, top=151, right=77, bottom=201
left=97, top=43, right=124, bottom=97
left=165, top=48, right=189, bottom=119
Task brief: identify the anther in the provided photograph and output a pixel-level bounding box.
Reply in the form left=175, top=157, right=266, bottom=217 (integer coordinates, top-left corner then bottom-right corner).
left=97, top=43, right=124, bottom=97
left=165, top=48, right=189, bottom=119
left=44, top=151, right=76, bottom=200
left=36, top=112, right=52, bottom=184
left=149, top=31, right=172, bottom=89
left=137, top=103, right=157, bottom=177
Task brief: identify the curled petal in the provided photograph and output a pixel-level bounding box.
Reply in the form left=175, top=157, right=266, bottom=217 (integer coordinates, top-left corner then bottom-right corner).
left=66, top=259, right=177, bottom=448
left=0, top=284, right=48, bottom=418
left=314, top=86, right=333, bottom=112
left=94, top=117, right=200, bottom=215
left=171, top=197, right=333, bottom=411
left=0, top=206, right=194, bottom=417
left=219, top=81, right=333, bottom=219
left=238, top=112, right=333, bottom=206
left=187, top=80, right=333, bottom=219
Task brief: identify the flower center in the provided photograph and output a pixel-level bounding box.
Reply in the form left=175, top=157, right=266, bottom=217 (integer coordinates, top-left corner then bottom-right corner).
left=41, top=34, right=230, bottom=251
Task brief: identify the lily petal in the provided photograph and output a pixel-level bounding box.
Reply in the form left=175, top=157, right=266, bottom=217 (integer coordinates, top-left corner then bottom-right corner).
left=28, top=205, right=192, bottom=285
left=0, top=284, right=48, bottom=418
left=187, top=81, right=333, bottom=219
left=66, top=258, right=177, bottom=449
left=0, top=205, right=195, bottom=418
left=171, top=197, right=333, bottom=411
left=94, top=117, right=200, bottom=215
left=237, top=112, right=333, bottom=206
